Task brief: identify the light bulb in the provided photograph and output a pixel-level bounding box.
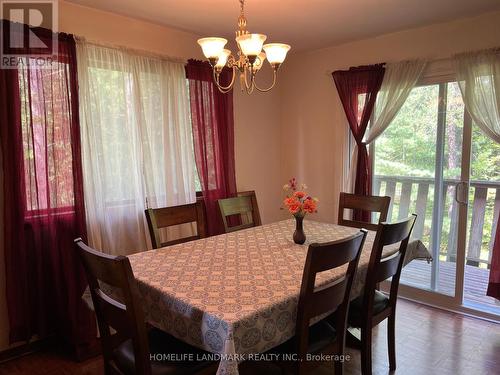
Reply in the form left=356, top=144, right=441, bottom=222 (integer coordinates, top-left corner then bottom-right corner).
left=215, top=49, right=231, bottom=70
left=197, top=37, right=228, bottom=59
left=252, top=52, right=267, bottom=72
left=236, top=33, right=267, bottom=57
left=262, top=43, right=291, bottom=65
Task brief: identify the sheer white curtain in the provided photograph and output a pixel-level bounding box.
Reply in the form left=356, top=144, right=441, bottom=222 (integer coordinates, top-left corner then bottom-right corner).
left=455, top=48, right=500, bottom=299
left=365, top=59, right=427, bottom=144
left=346, top=60, right=427, bottom=193
left=455, top=48, right=500, bottom=143
left=76, top=40, right=196, bottom=255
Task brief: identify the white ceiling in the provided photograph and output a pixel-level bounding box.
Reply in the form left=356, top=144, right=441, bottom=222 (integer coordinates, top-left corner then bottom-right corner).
left=65, top=0, right=500, bottom=51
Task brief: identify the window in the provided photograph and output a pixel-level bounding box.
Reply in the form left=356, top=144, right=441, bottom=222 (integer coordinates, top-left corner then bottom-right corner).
left=373, top=77, right=500, bottom=311
left=373, top=82, right=464, bottom=250
left=76, top=42, right=197, bottom=252
left=19, top=58, right=76, bottom=214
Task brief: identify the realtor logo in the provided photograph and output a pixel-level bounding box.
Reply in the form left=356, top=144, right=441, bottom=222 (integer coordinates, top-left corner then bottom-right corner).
left=1, top=0, right=58, bottom=68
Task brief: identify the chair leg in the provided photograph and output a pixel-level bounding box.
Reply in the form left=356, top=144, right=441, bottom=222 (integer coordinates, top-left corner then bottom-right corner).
left=334, top=359, right=343, bottom=375
left=297, top=359, right=306, bottom=375
left=388, top=313, right=396, bottom=371
left=360, top=327, right=372, bottom=375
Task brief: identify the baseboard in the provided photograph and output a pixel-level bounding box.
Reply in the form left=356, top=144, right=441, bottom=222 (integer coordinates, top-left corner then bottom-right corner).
left=0, top=335, right=101, bottom=364
left=0, top=336, right=54, bottom=364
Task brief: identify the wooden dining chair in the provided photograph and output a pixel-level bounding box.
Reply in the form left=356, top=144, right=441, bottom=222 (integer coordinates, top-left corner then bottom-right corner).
left=217, top=190, right=262, bottom=233
left=268, top=229, right=368, bottom=375
left=338, top=192, right=391, bottom=231
left=348, top=214, right=417, bottom=375
left=145, top=198, right=207, bottom=249
left=75, top=239, right=214, bottom=375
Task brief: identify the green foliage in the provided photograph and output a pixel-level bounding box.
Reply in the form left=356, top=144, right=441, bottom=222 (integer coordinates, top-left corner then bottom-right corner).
left=375, top=85, right=438, bottom=178
left=374, top=82, right=500, bottom=267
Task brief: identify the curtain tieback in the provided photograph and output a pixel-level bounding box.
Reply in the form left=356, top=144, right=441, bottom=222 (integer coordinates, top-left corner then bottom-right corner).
left=357, top=141, right=368, bottom=150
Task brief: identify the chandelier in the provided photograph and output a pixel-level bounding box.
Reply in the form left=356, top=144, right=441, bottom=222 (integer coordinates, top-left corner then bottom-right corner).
left=197, top=0, right=291, bottom=94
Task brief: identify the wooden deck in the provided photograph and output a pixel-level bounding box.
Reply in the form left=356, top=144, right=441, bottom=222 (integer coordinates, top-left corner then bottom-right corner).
left=373, top=174, right=500, bottom=313
left=401, top=259, right=500, bottom=311
left=374, top=175, right=500, bottom=268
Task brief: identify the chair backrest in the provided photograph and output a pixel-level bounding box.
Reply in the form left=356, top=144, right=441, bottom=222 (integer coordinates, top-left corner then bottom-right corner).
left=295, top=230, right=367, bottom=361
left=75, top=239, right=152, bottom=375
left=363, top=214, right=417, bottom=313
left=217, top=190, right=262, bottom=233
left=145, top=198, right=207, bottom=249
left=338, top=192, right=391, bottom=231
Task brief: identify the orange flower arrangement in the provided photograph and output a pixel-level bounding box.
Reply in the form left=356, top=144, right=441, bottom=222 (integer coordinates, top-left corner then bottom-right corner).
left=282, top=177, right=319, bottom=217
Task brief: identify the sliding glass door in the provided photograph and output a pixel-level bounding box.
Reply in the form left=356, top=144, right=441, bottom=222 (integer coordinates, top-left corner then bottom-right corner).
left=463, top=123, right=500, bottom=312
left=373, top=79, right=500, bottom=317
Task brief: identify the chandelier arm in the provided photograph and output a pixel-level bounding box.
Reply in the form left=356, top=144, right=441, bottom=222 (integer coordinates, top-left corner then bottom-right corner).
left=242, top=65, right=254, bottom=91
left=213, top=66, right=237, bottom=92
left=243, top=68, right=256, bottom=94
left=253, top=69, right=278, bottom=92
left=217, top=85, right=233, bottom=94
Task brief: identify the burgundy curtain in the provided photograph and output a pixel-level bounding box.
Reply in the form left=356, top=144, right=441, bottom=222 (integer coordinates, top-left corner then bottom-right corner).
left=487, top=213, right=500, bottom=299
left=185, top=59, right=237, bottom=235
left=0, top=21, right=95, bottom=357
left=332, top=64, right=385, bottom=222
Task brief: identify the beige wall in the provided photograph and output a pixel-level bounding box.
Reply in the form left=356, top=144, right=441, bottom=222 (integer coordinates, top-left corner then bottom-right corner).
left=233, top=67, right=284, bottom=224
left=58, top=1, right=200, bottom=59
left=279, top=10, right=500, bottom=224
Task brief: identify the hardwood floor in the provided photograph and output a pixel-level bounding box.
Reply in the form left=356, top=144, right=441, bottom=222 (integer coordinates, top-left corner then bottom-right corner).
left=0, top=299, right=498, bottom=375
left=0, top=348, right=104, bottom=375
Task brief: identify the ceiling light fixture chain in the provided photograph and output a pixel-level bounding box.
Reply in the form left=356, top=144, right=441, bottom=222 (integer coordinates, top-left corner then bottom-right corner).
left=197, top=0, right=290, bottom=94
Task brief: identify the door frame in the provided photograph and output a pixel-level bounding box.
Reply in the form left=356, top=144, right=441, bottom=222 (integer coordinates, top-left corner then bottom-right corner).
left=376, top=76, right=500, bottom=321
left=454, top=110, right=472, bottom=306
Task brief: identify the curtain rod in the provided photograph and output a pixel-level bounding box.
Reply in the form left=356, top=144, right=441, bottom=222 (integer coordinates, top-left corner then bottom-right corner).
left=74, top=36, right=187, bottom=64
left=328, top=58, right=430, bottom=75
left=454, top=46, right=500, bottom=58
left=327, top=45, right=499, bottom=76
left=2, top=19, right=188, bottom=64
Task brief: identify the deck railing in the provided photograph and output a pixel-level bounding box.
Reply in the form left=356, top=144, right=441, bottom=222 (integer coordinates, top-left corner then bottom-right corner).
left=374, top=175, right=500, bottom=268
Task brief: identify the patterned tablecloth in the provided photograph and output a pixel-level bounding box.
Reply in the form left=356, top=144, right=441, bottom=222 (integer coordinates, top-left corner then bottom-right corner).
left=84, top=220, right=431, bottom=375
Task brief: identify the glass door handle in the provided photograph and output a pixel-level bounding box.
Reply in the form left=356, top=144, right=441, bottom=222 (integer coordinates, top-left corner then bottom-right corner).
left=455, top=181, right=469, bottom=205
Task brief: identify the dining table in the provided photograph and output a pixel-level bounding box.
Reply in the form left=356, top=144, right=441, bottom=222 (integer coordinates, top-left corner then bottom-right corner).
left=84, top=219, right=431, bottom=375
